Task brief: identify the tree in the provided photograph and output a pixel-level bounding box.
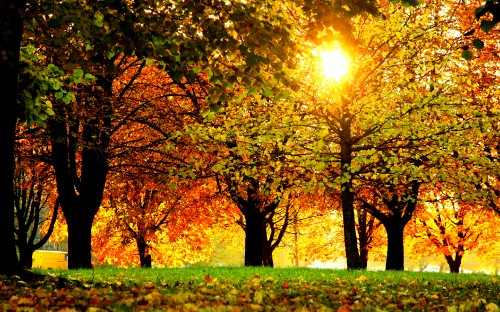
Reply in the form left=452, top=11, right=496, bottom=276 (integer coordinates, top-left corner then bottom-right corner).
left=187, top=91, right=313, bottom=266
left=358, top=178, right=421, bottom=270
left=13, top=153, right=59, bottom=269
left=299, top=0, right=493, bottom=270
left=0, top=0, right=27, bottom=275
left=461, top=0, right=500, bottom=57
left=95, top=174, right=221, bottom=268
left=411, top=187, right=500, bottom=273
left=22, top=0, right=300, bottom=269
left=356, top=207, right=384, bottom=269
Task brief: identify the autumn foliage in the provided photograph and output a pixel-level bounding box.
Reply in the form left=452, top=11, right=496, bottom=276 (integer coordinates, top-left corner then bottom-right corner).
left=7, top=0, right=500, bottom=275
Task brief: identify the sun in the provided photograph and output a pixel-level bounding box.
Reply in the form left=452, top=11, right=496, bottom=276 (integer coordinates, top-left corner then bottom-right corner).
left=319, top=48, right=350, bottom=81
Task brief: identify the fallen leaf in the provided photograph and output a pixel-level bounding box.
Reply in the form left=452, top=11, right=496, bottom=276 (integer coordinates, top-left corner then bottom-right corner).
left=17, top=297, right=33, bottom=305
left=249, top=303, right=263, bottom=310
left=486, top=303, right=500, bottom=312
left=253, top=290, right=264, bottom=304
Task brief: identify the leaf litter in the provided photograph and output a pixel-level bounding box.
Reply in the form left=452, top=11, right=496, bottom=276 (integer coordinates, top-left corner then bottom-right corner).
left=1, top=269, right=499, bottom=311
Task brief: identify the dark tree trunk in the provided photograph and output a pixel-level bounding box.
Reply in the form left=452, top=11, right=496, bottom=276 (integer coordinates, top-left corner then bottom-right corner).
left=262, top=241, right=274, bottom=267
left=341, top=188, right=361, bottom=269
left=336, top=101, right=362, bottom=270
left=65, top=206, right=95, bottom=269
left=0, top=0, right=26, bottom=276
left=445, top=254, right=462, bottom=273
left=383, top=219, right=406, bottom=271
left=360, top=181, right=420, bottom=272
left=18, top=246, right=34, bottom=270
left=357, top=209, right=369, bottom=269
left=340, top=140, right=361, bottom=270
left=49, top=74, right=111, bottom=269
left=244, top=210, right=266, bottom=266
left=137, top=236, right=152, bottom=268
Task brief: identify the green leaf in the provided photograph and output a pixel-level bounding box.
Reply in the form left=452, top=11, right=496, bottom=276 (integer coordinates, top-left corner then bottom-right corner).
left=209, top=103, right=221, bottom=113
left=475, top=6, right=487, bottom=19
left=84, top=73, right=95, bottom=83
left=47, top=64, right=63, bottom=76
left=171, top=71, right=183, bottom=82
left=473, top=39, right=485, bottom=50
left=73, top=68, right=84, bottom=79
left=461, top=50, right=473, bottom=61
left=262, top=84, right=272, bottom=97
left=480, top=20, right=496, bottom=34
left=62, top=92, right=76, bottom=104
left=403, top=0, right=419, bottom=7
left=246, top=52, right=259, bottom=68
left=94, top=11, right=104, bottom=27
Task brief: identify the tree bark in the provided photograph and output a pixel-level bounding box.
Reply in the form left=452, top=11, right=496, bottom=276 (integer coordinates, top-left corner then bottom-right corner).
left=383, top=219, right=406, bottom=270
left=65, top=205, right=96, bottom=269
left=340, top=140, right=361, bottom=269
left=360, top=181, right=420, bottom=271
left=445, top=254, right=462, bottom=273
left=357, top=209, right=369, bottom=269
left=0, top=0, right=26, bottom=276
left=262, top=244, right=274, bottom=267
left=137, top=236, right=152, bottom=268
left=16, top=198, right=59, bottom=269
left=49, top=73, right=111, bottom=269
left=244, top=209, right=266, bottom=266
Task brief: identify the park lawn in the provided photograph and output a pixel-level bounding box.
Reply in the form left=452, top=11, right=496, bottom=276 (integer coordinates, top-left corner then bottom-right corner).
left=1, top=266, right=499, bottom=311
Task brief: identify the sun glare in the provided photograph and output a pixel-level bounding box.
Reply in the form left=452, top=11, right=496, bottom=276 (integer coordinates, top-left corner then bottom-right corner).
left=319, top=49, right=349, bottom=81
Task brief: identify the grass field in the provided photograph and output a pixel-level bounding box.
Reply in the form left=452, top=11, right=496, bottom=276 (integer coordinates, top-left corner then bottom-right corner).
left=2, top=266, right=500, bottom=311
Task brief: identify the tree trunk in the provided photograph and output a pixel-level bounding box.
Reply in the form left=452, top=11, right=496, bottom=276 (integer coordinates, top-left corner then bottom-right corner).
left=357, top=209, right=369, bottom=269
left=15, top=180, right=60, bottom=269
left=262, top=241, right=274, bottom=267
left=383, top=219, right=406, bottom=270
left=18, top=246, right=34, bottom=270
left=340, top=120, right=361, bottom=270
left=50, top=120, right=108, bottom=269
left=340, top=172, right=361, bottom=269
left=137, top=236, right=152, bottom=268
left=445, top=254, right=462, bottom=273
left=244, top=210, right=266, bottom=266
left=49, top=75, right=110, bottom=269
left=65, top=205, right=95, bottom=269
left=418, top=259, right=428, bottom=272
left=0, top=0, right=26, bottom=276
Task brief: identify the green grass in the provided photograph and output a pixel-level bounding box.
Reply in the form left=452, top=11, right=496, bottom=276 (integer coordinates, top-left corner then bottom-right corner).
left=16, top=266, right=500, bottom=311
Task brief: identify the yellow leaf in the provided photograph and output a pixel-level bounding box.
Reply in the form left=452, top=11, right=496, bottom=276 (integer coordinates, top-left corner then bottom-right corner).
left=486, top=303, right=500, bottom=312
left=249, top=304, right=263, bottom=311
left=17, top=297, right=33, bottom=305
left=183, top=303, right=198, bottom=310
left=253, top=290, right=265, bottom=304
left=447, top=306, right=458, bottom=312
left=356, top=275, right=367, bottom=282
